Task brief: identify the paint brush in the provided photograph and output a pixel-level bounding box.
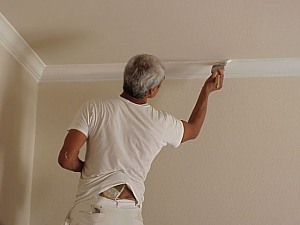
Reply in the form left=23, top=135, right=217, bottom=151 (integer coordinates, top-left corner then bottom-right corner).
left=211, top=59, right=232, bottom=88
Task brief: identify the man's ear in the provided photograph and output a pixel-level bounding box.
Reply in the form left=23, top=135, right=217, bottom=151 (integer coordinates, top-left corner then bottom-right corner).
left=148, top=87, right=155, bottom=95
left=148, top=86, right=159, bottom=98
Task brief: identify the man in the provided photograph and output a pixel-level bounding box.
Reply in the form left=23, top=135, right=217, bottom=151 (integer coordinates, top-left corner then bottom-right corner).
left=58, top=54, right=224, bottom=225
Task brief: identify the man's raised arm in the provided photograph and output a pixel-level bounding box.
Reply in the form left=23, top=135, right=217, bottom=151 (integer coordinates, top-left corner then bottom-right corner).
left=181, top=69, right=224, bottom=143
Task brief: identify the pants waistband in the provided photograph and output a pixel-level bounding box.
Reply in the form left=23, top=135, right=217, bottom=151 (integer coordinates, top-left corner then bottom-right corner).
left=98, top=196, right=139, bottom=208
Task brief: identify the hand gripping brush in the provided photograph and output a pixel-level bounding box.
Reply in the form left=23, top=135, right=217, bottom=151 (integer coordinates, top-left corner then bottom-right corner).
left=211, top=59, right=232, bottom=88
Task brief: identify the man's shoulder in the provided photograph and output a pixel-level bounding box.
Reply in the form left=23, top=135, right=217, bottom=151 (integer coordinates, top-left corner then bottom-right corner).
left=84, top=97, right=121, bottom=106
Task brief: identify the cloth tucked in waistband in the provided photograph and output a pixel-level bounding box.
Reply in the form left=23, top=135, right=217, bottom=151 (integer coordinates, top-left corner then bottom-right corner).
left=75, top=171, right=144, bottom=206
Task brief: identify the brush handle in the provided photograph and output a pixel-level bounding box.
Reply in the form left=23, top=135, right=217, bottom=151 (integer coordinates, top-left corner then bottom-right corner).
left=215, top=75, right=221, bottom=89
left=211, top=65, right=224, bottom=88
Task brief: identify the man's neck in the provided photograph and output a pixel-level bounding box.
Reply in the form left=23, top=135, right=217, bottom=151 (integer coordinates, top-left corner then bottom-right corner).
left=120, top=92, right=147, bottom=105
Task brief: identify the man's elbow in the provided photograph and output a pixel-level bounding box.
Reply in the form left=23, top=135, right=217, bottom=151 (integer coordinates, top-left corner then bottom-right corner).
left=191, top=132, right=199, bottom=140
left=181, top=121, right=201, bottom=142
left=189, top=129, right=200, bottom=140
left=188, top=123, right=201, bottom=139
left=181, top=128, right=200, bottom=143
left=58, top=157, right=67, bottom=169
left=58, top=154, right=72, bottom=170
left=58, top=153, right=84, bottom=172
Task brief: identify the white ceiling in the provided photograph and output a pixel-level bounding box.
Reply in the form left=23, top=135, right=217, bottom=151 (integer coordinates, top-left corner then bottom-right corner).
left=1, top=0, right=300, bottom=81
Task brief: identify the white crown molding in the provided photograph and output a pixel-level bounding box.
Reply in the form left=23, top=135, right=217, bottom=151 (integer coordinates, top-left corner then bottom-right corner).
left=0, top=13, right=46, bottom=81
left=224, top=58, right=300, bottom=78
left=42, top=63, right=127, bottom=82
left=41, top=58, right=300, bottom=82
left=166, top=58, right=300, bottom=79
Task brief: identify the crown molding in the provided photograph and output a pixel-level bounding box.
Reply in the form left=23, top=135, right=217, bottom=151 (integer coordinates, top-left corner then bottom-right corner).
left=41, top=63, right=126, bottom=82
left=166, top=58, right=300, bottom=79
left=0, top=13, right=46, bottom=81
left=223, top=58, right=300, bottom=78
left=41, top=58, right=300, bottom=82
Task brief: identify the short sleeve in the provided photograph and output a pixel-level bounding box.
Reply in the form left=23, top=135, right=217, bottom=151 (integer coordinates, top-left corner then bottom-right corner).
left=68, top=101, right=95, bottom=137
left=162, top=113, right=184, bottom=148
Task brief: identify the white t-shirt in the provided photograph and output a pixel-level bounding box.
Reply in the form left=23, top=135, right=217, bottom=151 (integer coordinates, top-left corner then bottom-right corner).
left=69, top=96, right=184, bottom=205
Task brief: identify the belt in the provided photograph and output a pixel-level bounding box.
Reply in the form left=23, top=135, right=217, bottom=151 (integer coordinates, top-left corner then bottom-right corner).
left=100, top=184, right=136, bottom=201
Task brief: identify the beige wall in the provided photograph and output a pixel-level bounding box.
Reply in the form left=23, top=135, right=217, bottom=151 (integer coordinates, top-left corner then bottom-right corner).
left=0, top=44, right=38, bottom=225
left=31, top=76, right=300, bottom=225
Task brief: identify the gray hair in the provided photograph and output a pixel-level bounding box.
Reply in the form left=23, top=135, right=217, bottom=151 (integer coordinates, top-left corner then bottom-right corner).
left=123, top=54, right=165, bottom=98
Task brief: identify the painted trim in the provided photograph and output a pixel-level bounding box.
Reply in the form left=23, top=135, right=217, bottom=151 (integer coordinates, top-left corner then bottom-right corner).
left=224, top=58, right=300, bottom=78
left=42, top=63, right=127, bottom=82
left=0, top=12, right=46, bottom=81
left=41, top=58, right=300, bottom=82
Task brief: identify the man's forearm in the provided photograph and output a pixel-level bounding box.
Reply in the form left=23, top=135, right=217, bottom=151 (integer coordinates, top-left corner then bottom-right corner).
left=181, top=72, right=222, bottom=143
left=188, top=85, right=210, bottom=136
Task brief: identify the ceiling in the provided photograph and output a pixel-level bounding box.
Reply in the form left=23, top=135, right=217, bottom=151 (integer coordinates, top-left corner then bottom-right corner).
left=1, top=0, right=300, bottom=81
